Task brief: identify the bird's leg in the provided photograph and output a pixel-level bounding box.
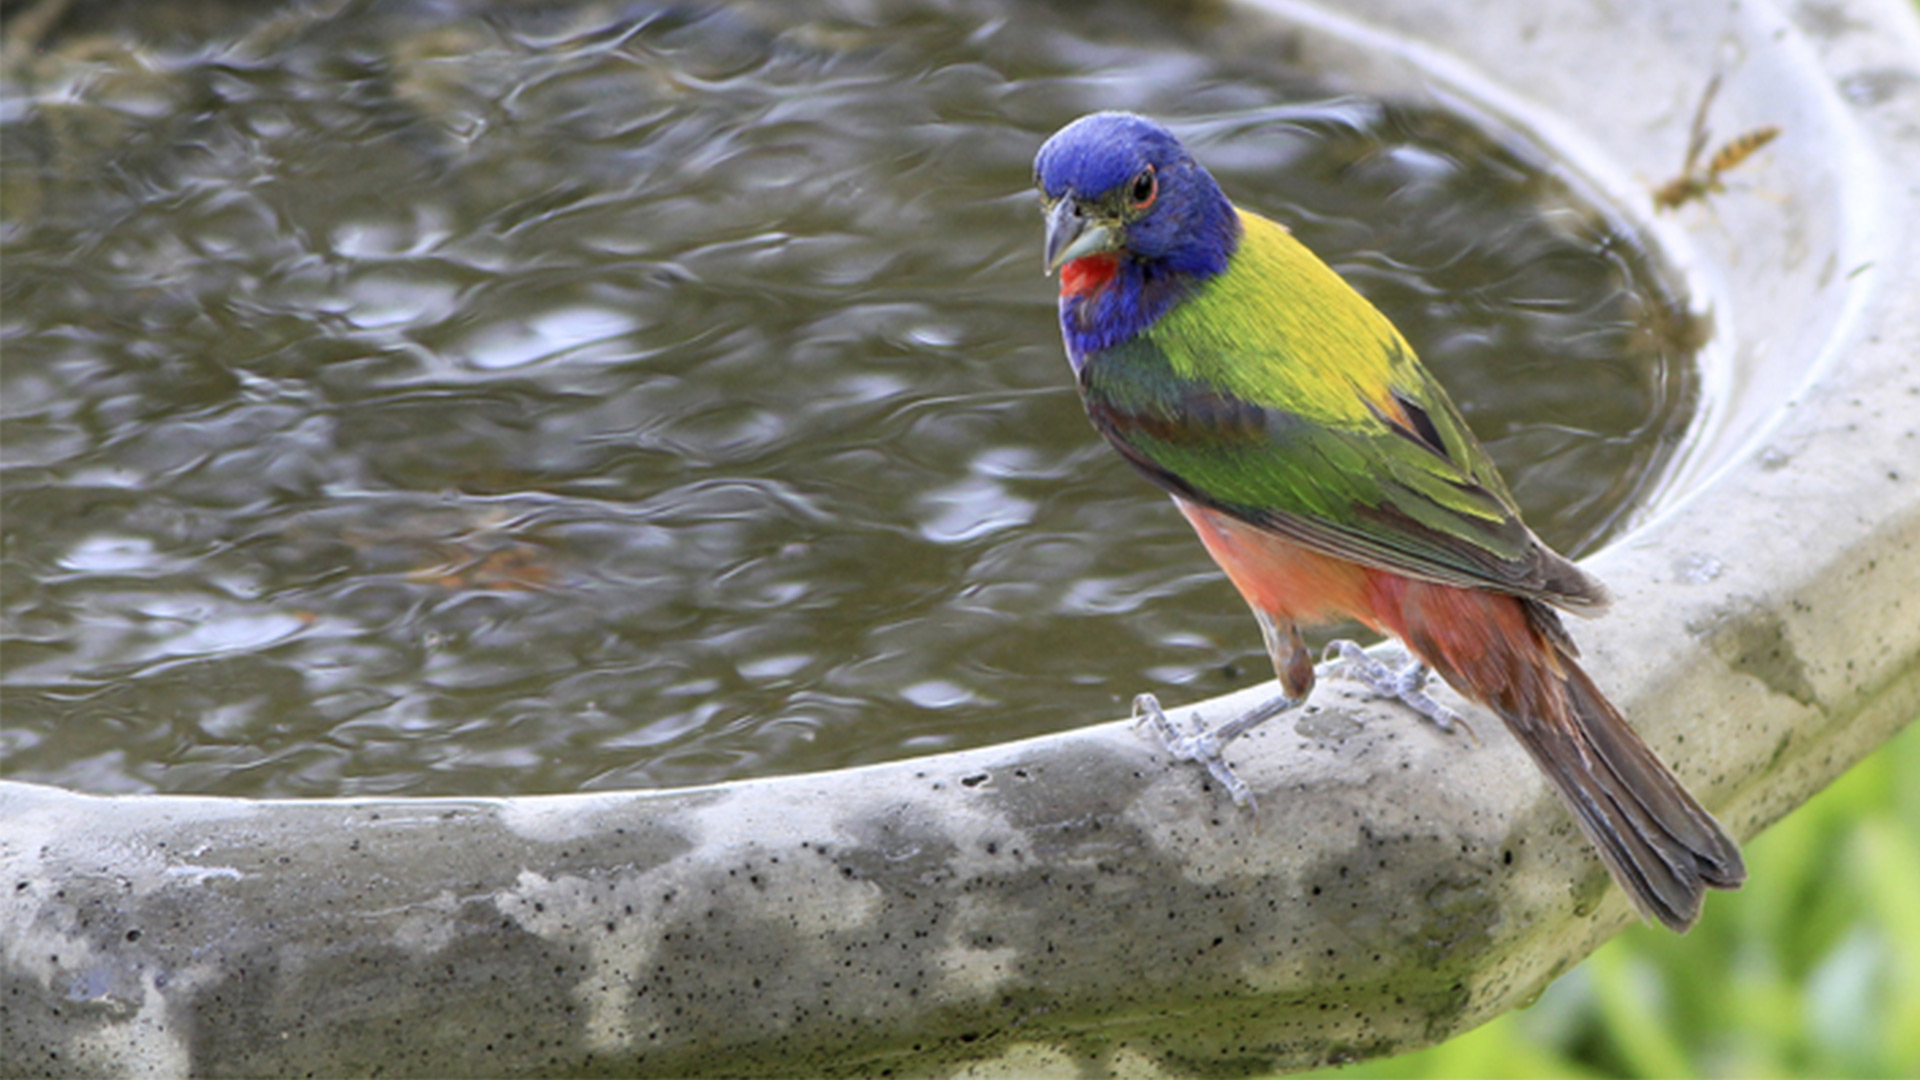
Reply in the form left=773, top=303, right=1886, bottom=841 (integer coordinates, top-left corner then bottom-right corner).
left=1132, top=691, right=1300, bottom=809
left=1130, top=612, right=1314, bottom=809
left=1320, top=639, right=1472, bottom=739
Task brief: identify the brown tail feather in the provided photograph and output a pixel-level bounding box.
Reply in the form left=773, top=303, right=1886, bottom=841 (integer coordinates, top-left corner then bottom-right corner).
left=1388, top=583, right=1745, bottom=931
left=1506, top=658, right=1745, bottom=930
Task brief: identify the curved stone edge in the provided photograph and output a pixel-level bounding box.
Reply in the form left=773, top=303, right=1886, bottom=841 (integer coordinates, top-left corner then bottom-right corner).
left=4, top=0, right=1920, bottom=1076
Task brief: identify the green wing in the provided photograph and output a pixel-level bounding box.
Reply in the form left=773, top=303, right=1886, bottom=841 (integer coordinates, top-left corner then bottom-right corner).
left=1080, top=210, right=1606, bottom=610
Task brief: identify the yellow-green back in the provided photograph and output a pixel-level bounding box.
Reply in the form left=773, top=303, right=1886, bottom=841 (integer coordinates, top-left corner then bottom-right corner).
left=1078, top=207, right=1602, bottom=606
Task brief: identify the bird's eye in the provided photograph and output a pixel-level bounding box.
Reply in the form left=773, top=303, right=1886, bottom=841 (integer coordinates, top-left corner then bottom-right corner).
left=1130, top=167, right=1157, bottom=210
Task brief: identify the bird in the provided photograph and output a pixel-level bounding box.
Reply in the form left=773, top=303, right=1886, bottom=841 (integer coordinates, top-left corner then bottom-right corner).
left=1033, top=111, right=1744, bottom=932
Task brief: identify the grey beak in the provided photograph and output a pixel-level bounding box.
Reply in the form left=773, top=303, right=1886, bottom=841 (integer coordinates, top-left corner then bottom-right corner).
left=1044, top=197, right=1117, bottom=275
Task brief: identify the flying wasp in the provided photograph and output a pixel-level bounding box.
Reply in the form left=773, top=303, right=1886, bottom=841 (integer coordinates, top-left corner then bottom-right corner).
left=1653, top=73, right=1781, bottom=212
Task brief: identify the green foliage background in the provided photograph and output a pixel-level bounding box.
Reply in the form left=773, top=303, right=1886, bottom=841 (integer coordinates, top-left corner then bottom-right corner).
left=1300, top=719, right=1920, bottom=1079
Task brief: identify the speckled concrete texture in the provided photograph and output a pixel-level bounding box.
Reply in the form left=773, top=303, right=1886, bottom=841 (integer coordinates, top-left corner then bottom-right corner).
left=0, top=712, right=1580, bottom=1077
left=5, top=0, right=1919, bottom=1075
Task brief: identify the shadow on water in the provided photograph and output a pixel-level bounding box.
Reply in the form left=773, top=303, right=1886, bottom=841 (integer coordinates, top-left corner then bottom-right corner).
left=0, top=0, right=1698, bottom=797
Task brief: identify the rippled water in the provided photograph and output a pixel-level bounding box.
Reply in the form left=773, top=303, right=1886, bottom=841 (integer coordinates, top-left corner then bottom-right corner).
left=0, top=0, right=1697, bottom=797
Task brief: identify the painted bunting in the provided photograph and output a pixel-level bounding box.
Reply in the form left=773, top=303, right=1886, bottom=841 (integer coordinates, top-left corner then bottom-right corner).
left=1034, top=112, right=1743, bottom=931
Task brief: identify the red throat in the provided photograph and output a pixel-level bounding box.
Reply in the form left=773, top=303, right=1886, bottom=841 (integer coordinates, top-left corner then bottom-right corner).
left=1059, top=253, right=1119, bottom=298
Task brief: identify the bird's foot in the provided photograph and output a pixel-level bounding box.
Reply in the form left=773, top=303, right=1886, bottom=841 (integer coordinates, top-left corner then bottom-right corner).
left=1131, top=691, right=1300, bottom=809
left=1320, top=640, right=1474, bottom=741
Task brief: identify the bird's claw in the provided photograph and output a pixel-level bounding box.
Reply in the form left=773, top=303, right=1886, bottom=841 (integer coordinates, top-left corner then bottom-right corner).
left=1132, top=691, right=1300, bottom=809
left=1320, top=640, right=1475, bottom=742
left=1133, top=693, right=1255, bottom=807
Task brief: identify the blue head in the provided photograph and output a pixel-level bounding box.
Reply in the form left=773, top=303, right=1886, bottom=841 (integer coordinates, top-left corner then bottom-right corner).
left=1034, top=112, right=1240, bottom=360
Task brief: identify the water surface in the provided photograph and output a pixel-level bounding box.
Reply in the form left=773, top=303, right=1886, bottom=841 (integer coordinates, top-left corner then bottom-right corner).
left=0, top=0, right=1698, bottom=796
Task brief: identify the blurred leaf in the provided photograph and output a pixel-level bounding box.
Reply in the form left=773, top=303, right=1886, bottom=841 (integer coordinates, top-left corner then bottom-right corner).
left=1589, top=946, right=1692, bottom=1078
left=1851, top=816, right=1920, bottom=1073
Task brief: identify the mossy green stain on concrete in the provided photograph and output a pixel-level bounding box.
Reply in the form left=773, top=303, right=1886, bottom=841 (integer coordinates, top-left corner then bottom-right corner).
left=1689, top=599, right=1822, bottom=708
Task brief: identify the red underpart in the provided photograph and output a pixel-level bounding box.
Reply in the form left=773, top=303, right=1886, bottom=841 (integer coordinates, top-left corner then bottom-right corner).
left=1176, top=500, right=1379, bottom=628
left=1059, top=253, right=1119, bottom=298
left=1175, top=497, right=1558, bottom=717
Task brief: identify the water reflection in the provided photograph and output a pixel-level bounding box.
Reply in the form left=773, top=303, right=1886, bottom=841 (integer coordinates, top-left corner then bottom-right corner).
left=0, top=0, right=1696, bottom=797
